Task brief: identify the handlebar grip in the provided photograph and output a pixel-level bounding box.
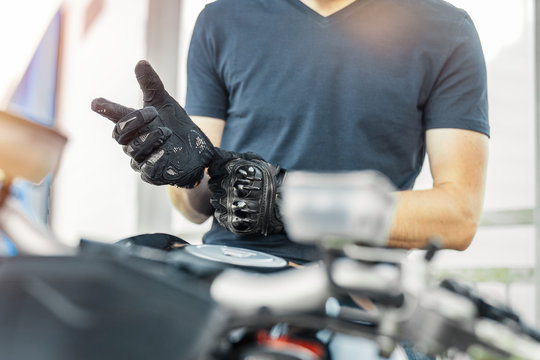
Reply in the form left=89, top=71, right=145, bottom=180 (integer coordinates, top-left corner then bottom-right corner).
left=440, top=279, right=540, bottom=343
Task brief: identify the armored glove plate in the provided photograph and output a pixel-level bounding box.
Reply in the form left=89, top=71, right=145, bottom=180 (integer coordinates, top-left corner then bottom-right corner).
left=209, top=158, right=285, bottom=236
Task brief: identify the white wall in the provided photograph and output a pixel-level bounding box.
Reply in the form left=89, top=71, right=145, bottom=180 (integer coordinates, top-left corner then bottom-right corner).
left=52, top=0, right=147, bottom=246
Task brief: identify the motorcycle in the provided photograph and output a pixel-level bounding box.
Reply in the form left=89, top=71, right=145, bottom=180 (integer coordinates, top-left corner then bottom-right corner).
left=199, top=171, right=540, bottom=360
left=0, top=113, right=539, bottom=359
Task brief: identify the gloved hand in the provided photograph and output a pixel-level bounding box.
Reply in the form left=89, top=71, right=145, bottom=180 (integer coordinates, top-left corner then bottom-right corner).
left=91, top=60, right=216, bottom=188
left=208, top=152, right=286, bottom=236
left=91, top=60, right=285, bottom=236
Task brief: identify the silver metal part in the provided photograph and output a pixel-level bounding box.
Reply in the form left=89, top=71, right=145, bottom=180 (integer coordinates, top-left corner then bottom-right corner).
left=281, top=170, right=396, bottom=246
left=211, top=264, right=329, bottom=314
left=330, top=257, right=402, bottom=296
left=184, top=244, right=288, bottom=269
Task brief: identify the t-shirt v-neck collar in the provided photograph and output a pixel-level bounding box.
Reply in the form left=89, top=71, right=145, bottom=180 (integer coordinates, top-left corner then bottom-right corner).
left=285, top=0, right=365, bottom=25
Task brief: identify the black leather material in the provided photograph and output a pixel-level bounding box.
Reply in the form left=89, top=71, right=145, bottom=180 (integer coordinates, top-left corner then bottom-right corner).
left=208, top=157, right=286, bottom=236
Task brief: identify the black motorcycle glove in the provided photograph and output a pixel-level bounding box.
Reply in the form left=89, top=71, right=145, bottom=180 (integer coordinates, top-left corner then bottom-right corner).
left=208, top=151, right=286, bottom=236
left=91, top=60, right=216, bottom=188
left=91, top=60, right=285, bottom=235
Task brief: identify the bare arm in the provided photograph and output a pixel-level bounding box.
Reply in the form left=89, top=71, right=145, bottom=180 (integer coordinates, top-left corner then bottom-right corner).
left=388, top=128, right=489, bottom=251
left=168, top=116, right=226, bottom=224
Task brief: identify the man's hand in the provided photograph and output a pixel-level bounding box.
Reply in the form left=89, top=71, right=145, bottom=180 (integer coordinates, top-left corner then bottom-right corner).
left=91, top=60, right=216, bottom=188
left=91, top=60, right=285, bottom=235
left=208, top=152, right=286, bottom=236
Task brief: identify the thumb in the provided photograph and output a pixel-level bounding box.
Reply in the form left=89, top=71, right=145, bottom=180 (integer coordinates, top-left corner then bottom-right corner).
left=91, top=98, right=135, bottom=123
left=134, top=60, right=167, bottom=106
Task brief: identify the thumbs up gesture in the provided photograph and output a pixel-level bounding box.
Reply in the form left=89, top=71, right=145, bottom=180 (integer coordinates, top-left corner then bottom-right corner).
left=91, top=60, right=216, bottom=188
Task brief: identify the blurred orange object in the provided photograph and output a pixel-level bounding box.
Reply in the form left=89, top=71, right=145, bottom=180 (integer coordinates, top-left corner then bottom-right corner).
left=0, top=110, right=66, bottom=184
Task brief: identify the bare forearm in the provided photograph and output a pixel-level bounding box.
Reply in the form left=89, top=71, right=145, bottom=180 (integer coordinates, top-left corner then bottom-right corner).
left=388, top=186, right=483, bottom=251
left=167, top=174, right=213, bottom=224
left=388, top=129, right=489, bottom=251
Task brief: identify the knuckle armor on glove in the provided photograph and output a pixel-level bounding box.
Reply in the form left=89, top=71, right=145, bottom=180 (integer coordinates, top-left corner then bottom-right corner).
left=210, top=157, right=286, bottom=236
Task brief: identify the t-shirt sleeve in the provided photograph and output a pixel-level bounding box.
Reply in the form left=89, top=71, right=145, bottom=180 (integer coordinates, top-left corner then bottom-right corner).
left=423, top=13, right=490, bottom=137
left=185, top=8, right=229, bottom=120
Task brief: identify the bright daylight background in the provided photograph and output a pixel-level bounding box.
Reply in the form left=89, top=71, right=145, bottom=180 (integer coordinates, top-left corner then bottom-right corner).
left=0, top=0, right=537, bottom=325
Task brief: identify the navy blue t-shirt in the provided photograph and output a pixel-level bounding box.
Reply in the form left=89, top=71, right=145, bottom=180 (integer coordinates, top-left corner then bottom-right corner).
left=186, top=0, right=489, bottom=262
